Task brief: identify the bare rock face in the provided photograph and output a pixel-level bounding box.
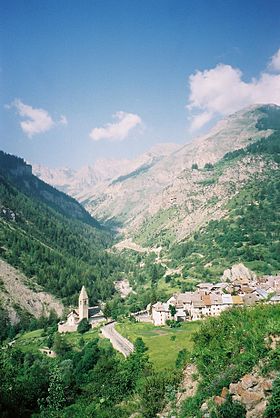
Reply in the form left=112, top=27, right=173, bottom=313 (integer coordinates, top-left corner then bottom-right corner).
left=246, top=400, right=267, bottom=418
left=213, top=396, right=225, bottom=406
left=0, top=259, right=63, bottom=323
left=241, top=374, right=259, bottom=390
left=229, top=372, right=274, bottom=417
left=222, top=263, right=257, bottom=282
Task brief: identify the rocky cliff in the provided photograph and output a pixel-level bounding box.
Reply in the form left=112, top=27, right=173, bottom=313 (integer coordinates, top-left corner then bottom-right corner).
left=0, top=259, right=63, bottom=324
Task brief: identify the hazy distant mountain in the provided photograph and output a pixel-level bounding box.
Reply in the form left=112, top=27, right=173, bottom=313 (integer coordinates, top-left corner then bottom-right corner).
left=33, top=142, right=180, bottom=200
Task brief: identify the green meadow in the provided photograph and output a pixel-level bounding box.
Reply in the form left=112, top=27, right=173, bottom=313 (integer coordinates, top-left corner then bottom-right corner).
left=15, top=327, right=102, bottom=353
left=15, top=321, right=200, bottom=370
left=116, top=320, right=200, bottom=370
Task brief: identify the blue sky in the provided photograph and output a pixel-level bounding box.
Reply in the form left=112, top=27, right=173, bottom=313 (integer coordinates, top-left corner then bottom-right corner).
left=1, top=0, right=280, bottom=168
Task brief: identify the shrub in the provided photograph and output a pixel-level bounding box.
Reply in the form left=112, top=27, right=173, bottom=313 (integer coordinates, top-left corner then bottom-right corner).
left=264, top=375, right=280, bottom=417
left=77, top=319, right=91, bottom=334
left=204, top=162, right=214, bottom=171
left=166, top=320, right=181, bottom=328
left=175, top=349, right=188, bottom=369
left=210, top=395, right=246, bottom=418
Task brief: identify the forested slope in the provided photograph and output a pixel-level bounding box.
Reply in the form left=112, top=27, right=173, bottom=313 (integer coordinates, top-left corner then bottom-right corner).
left=0, top=151, right=125, bottom=309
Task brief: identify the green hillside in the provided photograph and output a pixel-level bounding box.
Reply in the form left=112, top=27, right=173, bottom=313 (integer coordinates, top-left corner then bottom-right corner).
left=0, top=151, right=126, bottom=310
left=180, top=304, right=280, bottom=417
left=0, top=303, right=279, bottom=418
left=169, top=132, right=280, bottom=280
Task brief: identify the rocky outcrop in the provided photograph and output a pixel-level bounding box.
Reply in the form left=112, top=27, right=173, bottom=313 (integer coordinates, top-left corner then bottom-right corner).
left=159, top=364, right=198, bottom=417
left=0, top=259, right=64, bottom=323
left=222, top=263, right=257, bottom=282
left=229, top=372, right=274, bottom=417
left=114, top=279, right=133, bottom=298
left=200, top=369, right=277, bottom=418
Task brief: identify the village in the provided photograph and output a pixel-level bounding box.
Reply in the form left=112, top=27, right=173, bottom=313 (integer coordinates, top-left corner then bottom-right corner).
left=148, top=272, right=280, bottom=326
left=57, top=263, right=280, bottom=335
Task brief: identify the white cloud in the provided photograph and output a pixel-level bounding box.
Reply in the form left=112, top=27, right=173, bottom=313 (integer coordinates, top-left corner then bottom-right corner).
left=90, top=111, right=142, bottom=142
left=268, top=48, right=280, bottom=71
left=7, top=99, right=67, bottom=137
left=189, top=111, right=213, bottom=132
left=187, top=48, right=280, bottom=131
left=59, top=115, right=68, bottom=126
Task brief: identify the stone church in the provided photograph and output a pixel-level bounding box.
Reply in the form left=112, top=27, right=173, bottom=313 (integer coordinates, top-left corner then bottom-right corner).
left=58, top=286, right=105, bottom=333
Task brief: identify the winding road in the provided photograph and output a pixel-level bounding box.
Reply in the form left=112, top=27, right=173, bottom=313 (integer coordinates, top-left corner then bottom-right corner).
left=101, top=321, right=134, bottom=357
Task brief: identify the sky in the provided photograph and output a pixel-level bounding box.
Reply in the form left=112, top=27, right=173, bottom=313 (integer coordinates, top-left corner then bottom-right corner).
left=1, top=0, right=280, bottom=168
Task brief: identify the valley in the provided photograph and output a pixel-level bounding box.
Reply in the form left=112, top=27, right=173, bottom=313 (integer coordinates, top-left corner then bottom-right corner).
left=3, top=3, right=280, bottom=417
left=1, top=104, right=280, bottom=418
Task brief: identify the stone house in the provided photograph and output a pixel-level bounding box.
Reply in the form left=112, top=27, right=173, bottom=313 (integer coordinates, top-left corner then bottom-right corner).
left=58, top=286, right=105, bottom=333
left=151, top=302, right=172, bottom=326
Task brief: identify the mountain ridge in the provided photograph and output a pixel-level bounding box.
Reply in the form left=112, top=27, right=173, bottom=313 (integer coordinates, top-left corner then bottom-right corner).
left=32, top=104, right=280, bottom=245
left=83, top=104, right=280, bottom=236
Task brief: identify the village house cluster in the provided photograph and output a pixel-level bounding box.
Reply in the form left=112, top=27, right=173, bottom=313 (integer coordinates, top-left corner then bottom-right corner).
left=150, top=275, right=280, bottom=326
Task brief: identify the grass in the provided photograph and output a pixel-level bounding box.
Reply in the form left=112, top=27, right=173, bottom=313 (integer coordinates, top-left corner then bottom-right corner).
left=63, top=328, right=100, bottom=347
left=116, top=320, right=200, bottom=370
left=156, top=277, right=180, bottom=294
left=15, top=327, right=104, bottom=353
left=15, top=329, right=46, bottom=353
left=157, top=276, right=199, bottom=294
left=15, top=321, right=200, bottom=369
left=133, top=207, right=177, bottom=246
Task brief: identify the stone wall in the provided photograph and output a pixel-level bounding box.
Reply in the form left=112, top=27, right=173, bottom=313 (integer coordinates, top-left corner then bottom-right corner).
left=58, top=323, right=78, bottom=333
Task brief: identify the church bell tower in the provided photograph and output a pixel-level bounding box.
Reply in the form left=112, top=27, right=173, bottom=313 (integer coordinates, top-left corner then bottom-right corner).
left=79, top=286, right=89, bottom=320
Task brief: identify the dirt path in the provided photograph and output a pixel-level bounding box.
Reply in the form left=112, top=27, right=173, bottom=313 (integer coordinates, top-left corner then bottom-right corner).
left=159, top=363, right=198, bottom=417
left=101, top=321, right=134, bottom=357
left=113, top=238, right=150, bottom=253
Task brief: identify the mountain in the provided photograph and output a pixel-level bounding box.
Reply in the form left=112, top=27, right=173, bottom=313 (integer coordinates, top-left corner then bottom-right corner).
left=169, top=132, right=280, bottom=280
left=0, top=151, right=98, bottom=227
left=81, top=104, right=280, bottom=237
left=32, top=105, right=280, bottom=249
left=0, top=150, right=127, bottom=327
left=33, top=142, right=180, bottom=202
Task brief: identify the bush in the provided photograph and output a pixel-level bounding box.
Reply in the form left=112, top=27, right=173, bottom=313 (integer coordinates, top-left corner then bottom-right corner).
left=139, top=371, right=179, bottom=418
left=77, top=319, right=91, bottom=334
left=175, top=349, right=188, bottom=369
left=210, top=395, right=246, bottom=417
left=166, top=320, right=181, bottom=328
left=204, top=162, right=214, bottom=170
left=264, top=375, right=280, bottom=417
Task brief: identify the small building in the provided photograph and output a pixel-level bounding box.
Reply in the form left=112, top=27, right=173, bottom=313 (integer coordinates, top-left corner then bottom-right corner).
left=243, top=294, right=258, bottom=306
left=269, top=294, right=280, bottom=304
left=40, top=347, right=56, bottom=358
left=232, top=295, right=244, bottom=306
left=253, top=288, right=269, bottom=301
left=58, top=286, right=105, bottom=333
left=151, top=302, right=171, bottom=326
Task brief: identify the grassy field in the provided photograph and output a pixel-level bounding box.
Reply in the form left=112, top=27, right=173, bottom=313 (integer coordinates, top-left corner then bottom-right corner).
left=15, top=329, right=46, bottom=353
left=15, top=321, right=200, bottom=369
left=15, top=327, right=103, bottom=353
left=116, top=321, right=200, bottom=370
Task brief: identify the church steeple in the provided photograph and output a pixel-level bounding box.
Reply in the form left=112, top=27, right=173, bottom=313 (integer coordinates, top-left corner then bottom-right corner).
left=79, top=286, right=89, bottom=320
